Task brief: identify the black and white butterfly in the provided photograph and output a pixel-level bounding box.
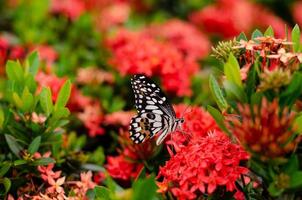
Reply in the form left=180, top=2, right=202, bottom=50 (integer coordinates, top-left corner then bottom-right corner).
left=129, top=74, right=184, bottom=145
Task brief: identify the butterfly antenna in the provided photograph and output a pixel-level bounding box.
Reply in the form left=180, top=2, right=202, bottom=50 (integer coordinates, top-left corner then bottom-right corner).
left=180, top=104, right=192, bottom=119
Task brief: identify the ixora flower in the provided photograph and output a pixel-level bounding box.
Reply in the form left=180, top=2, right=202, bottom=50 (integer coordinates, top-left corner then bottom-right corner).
left=158, top=131, right=249, bottom=199
left=147, top=19, right=210, bottom=60
left=50, top=0, right=86, bottom=21
left=225, top=98, right=300, bottom=160
left=107, top=29, right=198, bottom=96
left=166, top=104, right=219, bottom=149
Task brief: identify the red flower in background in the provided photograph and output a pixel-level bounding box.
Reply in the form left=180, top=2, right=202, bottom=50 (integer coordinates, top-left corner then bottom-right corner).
left=107, top=29, right=198, bottom=96
left=147, top=19, right=210, bottom=60
left=292, top=1, right=302, bottom=28
left=190, top=0, right=287, bottom=38
left=50, top=0, right=86, bottom=20
left=158, top=131, right=249, bottom=199
left=106, top=148, right=143, bottom=181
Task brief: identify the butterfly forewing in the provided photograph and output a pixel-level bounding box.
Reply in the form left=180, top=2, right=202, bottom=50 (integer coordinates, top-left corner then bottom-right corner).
left=131, top=74, right=175, bottom=117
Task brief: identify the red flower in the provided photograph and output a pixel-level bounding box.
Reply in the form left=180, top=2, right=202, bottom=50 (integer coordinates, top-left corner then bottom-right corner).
left=50, top=0, right=86, bottom=21
left=166, top=105, right=219, bottom=149
left=106, top=148, right=143, bottom=181
left=158, top=131, right=249, bottom=199
left=104, top=111, right=135, bottom=127
left=107, top=29, right=198, bottom=96
left=147, top=19, right=210, bottom=60
left=190, top=0, right=254, bottom=38
left=293, top=1, right=302, bottom=28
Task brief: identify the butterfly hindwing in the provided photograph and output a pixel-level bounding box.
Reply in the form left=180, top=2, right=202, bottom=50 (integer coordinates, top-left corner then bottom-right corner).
left=129, top=112, right=164, bottom=144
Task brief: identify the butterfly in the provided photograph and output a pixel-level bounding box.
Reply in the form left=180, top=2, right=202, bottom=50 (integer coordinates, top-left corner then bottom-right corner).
left=129, top=74, right=184, bottom=145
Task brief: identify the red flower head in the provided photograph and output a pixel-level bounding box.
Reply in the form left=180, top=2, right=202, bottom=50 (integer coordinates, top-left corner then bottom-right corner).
left=190, top=0, right=254, bottom=38
left=147, top=19, right=210, bottom=60
left=166, top=104, right=220, bottom=149
left=106, top=148, right=144, bottom=181
left=158, top=131, right=250, bottom=199
left=293, top=1, right=302, bottom=28
left=107, top=29, right=198, bottom=96
left=50, top=0, right=86, bottom=21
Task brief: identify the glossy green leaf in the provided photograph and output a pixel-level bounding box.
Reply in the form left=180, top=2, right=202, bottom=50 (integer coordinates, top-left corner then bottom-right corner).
left=5, top=134, right=22, bottom=158
left=209, top=75, right=228, bottom=111
left=0, top=163, right=11, bottom=177
left=268, top=182, right=284, bottom=197
left=0, top=107, right=4, bottom=129
left=21, top=87, right=34, bottom=112
left=132, top=175, right=157, bottom=200
left=27, top=51, right=40, bottom=76
left=251, top=29, right=263, bottom=39
left=28, top=136, right=41, bottom=154
left=53, top=107, right=70, bottom=119
left=40, top=87, right=53, bottom=116
left=290, top=171, right=302, bottom=188
left=0, top=177, right=11, bottom=194
left=237, top=32, right=247, bottom=41
left=245, top=63, right=257, bottom=100
left=264, top=26, right=274, bottom=36
left=32, top=157, right=55, bottom=166
left=12, top=92, right=23, bottom=109
left=94, top=186, right=111, bottom=200
left=292, top=24, right=300, bottom=52
left=6, top=61, right=23, bottom=83
left=13, top=160, right=27, bottom=166
left=279, top=73, right=302, bottom=108
left=55, top=80, right=71, bottom=109
left=283, top=155, right=299, bottom=173
left=224, top=53, right=242, bottom=88
left=206, top=105, right=230, bottom=136
left=223, top=81, right=247, bottom=102
left=294, top=114, right=302, bottom=134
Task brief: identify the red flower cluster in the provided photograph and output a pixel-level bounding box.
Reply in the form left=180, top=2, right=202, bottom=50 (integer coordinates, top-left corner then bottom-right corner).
left=166, top=104, right=220, bottom=149
left=0, top=35, right=26, bottom=71
left=158, top=131, right=250, bottom=199
left=50, top=0, right=86, bottom=20
left=190, top=0, right=286, bottom=38
left=147, top=19, right=210, bottom=60
left=106, top=148, right=144, bottom=181
left=107, top=29, right=199, bottom=96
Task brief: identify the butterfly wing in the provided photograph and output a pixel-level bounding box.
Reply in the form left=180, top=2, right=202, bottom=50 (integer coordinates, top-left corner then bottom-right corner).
left=131, top=74, right=175, bottom=117
left=129, top=112, right=166, bottom=144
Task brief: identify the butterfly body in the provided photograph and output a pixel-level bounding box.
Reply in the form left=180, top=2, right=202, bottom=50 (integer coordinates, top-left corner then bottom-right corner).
left=129, top=75, right=184, bottom=145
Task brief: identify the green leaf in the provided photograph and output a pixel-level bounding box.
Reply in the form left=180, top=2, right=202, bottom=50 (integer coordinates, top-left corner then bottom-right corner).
left=283, top=155, right=299, bottom=174
left=4, top=134, right=22, bottom=158
left=0, top=107, right=5, bottom=129
left=237, top=32, right=247, bottom=41
left=206, top=105, right=230, bottom=135
left=13, top=159, right=27, bottom=166
left=21, top=87, right=34, bottom=112
left=292, top=24, right=300, bottom=52
left=27, top=51, right=40, bottom=76
left=40, top=87, right=53, bottom=116
left=132, top=175, right=157, bottom=200
left=12, top=92, right=23, bottom=109
left=268, top=182, right=284, bottom=197
left=224, top=53, right=242, bottom=88
left=0, top=163, right=11, bottom=177
left=6, top=61, right=23, bottom=83
left=264, top=26, right=274, bottom=36
left=28, top=136, right=41, bottom=154
left=290, top=171, right=302, bottom=188
left=294, top=114, right=302, bottom=134
left=52, top=107, right=70, bottom=119
left=209, top=75, right=228, bottom=111
left=94, top=186, right=111, bottom=200
left=223, top=81, right=247, bottom=102
left=0, top=177, right=11, bottom=194
left=245, top=63, right=257, bottom=100
left=32, top=157, right=55, bottom=166
left=280, top=73, right=302, bottom=108
left=251, top=29, right=263, bottom=39
left=55, top=80, right=71, bottom=109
